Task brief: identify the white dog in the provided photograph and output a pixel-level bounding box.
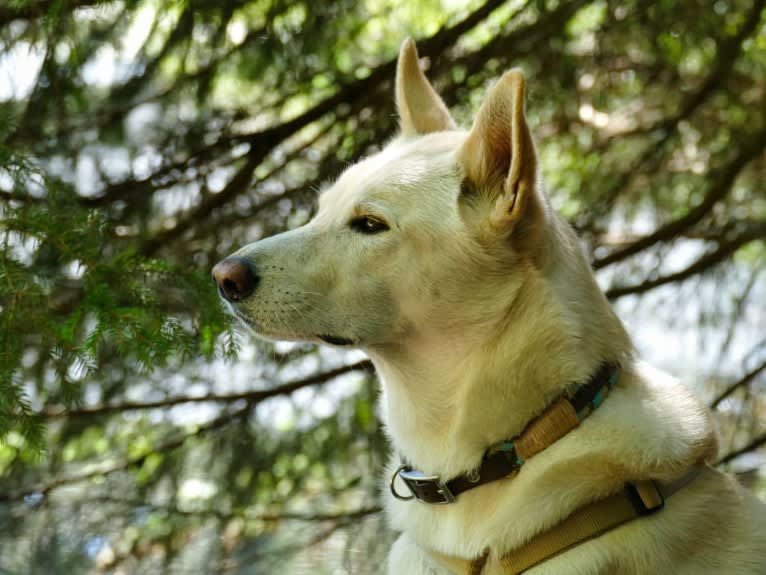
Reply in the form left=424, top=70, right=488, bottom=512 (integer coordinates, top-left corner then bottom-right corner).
left=214, top=39, right=766, bottom=574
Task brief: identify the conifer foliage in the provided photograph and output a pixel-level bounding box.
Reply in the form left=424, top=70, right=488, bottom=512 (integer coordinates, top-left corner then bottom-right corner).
left=0, top=0, right=764, bottom=572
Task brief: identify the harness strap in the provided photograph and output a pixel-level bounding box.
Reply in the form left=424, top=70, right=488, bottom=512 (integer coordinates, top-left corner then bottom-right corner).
left=500, top=480, right=659, bottom=574
left=433, top=551, right=490, bottom=575
left=426, top=465, right=705, bottom=575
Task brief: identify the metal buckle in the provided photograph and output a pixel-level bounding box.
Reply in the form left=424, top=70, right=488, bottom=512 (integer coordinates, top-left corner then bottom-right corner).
left=390, top=465, right=456, bottom=504
left=625, top=480, right=665, bottom=516
left=390, top=464, right=415, bottom=501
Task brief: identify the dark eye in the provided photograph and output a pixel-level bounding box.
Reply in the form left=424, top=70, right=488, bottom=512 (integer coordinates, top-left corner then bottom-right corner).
left=349, top=216, right=389, bottom=235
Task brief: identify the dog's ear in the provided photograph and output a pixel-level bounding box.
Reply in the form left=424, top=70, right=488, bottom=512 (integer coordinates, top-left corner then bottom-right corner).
left=458, top=70, right=540, bottom=233
left=396, top=38, right=456, bottom=136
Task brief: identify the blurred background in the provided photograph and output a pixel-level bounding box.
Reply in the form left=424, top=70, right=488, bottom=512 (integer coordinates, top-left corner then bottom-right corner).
left=0, top=0, right=764, bottom=573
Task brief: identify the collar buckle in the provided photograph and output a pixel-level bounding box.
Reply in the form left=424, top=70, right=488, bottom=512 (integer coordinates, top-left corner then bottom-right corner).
left=392, top=466, right=456, bottom=504
left=625, top=480, right=665, bottom=516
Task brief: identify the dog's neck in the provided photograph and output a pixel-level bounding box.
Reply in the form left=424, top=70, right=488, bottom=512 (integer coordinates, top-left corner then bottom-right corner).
left=368, top=217, right=633, bottom=478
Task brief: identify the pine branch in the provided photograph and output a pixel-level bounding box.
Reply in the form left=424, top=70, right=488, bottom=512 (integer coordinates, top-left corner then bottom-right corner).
left=0, top=402, right=250, bottom=503
left=717, top=431, right=766, bottom=465
left=184, top=119, right=351, bottom=240
left=593, top=127, right=766, bottom=269
left=132, top=0, right=511, bottom=256
left=0, top=0, right=106, bottom=26
left=578, top=0, right=766, bottom=231
left=711, top=359, right=766, bottom=409
left=0, top=187, right=50, bottom=203
left=40, top=360, right=372, bottom=417
left=605, top=220, right=766, bottom=299
left=73, top=495, right=382, bottom=522
left=1, top=360, right=373, bottom=501
left=255, top=506, right=382, bottom=523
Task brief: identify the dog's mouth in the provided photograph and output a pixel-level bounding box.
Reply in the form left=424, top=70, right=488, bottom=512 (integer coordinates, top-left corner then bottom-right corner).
left=222, top=302, right=355, bottom=347
left=318, top=334, right=354, bottom=346
left=228, top=310, right=354, bottom=347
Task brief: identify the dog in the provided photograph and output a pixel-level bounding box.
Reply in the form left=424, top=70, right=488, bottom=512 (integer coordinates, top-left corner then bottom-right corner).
left=213, top=38, right=766, bottom=574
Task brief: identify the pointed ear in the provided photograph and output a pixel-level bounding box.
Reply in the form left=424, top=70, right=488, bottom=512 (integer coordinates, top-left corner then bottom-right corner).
left=458, top=70, right=540, bottom=232
left=396, top=38, right=456, bottom=136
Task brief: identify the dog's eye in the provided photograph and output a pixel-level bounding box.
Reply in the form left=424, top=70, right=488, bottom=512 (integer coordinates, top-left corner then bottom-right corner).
left=349, top=216, right=389, bottom=235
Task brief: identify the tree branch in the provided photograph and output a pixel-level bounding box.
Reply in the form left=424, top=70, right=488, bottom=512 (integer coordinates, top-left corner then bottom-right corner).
left=133, top=0, right=511, bottom=255
left=605, top=221, right=766, bottom=299
left=672, top=0, right=766, bottom=124
left=717, top=431, right=766, bottom=465
left=578, top=0, right=766, bottom=231
left=0, top=361, right=374, bottom=502
left=255, top=506, right=382, bottom=523
left=592, top=127, right=766, bottom=269
left=0, top=0, right=105, bottom=26
left=0, top=401, right=252, bottom=503
left=40, top=359, right=372, bottom=417
left=0, top=190, right=45, bottom=203
left=70, top=495, right=382, bottom=523
left=711, top=359, right=766, bottom=409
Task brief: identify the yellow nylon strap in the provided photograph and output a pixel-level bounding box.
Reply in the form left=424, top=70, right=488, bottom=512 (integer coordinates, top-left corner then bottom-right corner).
left=499, top=484, right=648, bottom=574
left=514, top=399, right=579, bottom=460
left=426, top=481, right=660, bottom=575
left=426, top=549, right=486, bottom=575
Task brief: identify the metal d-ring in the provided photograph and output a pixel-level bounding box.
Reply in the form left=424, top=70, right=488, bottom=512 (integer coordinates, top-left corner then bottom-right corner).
left=389, top=464, right=415, bottom=501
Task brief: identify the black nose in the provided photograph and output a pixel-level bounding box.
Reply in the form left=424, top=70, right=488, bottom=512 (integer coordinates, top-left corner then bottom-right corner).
left=212, top=257, right=259, bottom=302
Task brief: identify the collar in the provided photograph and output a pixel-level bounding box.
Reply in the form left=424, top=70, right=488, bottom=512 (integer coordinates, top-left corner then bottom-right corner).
left=390, top=363, right=620, bottom=504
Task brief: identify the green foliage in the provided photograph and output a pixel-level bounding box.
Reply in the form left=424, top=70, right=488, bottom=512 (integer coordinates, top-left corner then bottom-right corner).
left=0, top=157, right=236, bottom=450
left=0, top=0, right=764, bottom=572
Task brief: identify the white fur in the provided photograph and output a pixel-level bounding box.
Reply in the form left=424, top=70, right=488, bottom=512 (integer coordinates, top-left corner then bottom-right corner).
left=220, top=39, right=766, bottom=574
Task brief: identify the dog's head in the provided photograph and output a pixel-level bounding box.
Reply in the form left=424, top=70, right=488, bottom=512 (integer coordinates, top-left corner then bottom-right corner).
left=213, top=39, right=549, bottom=350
